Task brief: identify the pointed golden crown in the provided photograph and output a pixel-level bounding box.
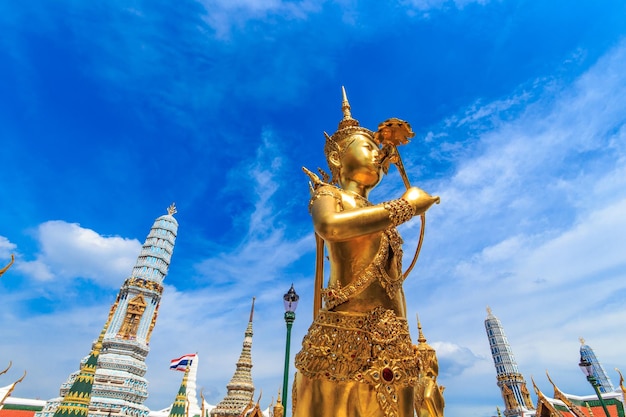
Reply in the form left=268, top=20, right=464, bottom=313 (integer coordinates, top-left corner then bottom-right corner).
left=327, top=86, right=374, bottom=144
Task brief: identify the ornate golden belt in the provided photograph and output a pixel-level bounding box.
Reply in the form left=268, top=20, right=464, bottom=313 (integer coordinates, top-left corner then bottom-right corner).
left=295, top=307, right=418, bottom=385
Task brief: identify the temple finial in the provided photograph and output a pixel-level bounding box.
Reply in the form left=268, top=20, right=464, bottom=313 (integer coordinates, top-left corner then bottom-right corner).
left=249, top=297, right=255, bottom=323
left=579, top=337, right=585, bottom=345
left=167, top=203, right=177, bottom=216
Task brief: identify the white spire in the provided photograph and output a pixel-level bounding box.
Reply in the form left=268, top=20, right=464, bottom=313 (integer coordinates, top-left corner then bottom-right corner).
left=186, top=355, right=202, bottom=417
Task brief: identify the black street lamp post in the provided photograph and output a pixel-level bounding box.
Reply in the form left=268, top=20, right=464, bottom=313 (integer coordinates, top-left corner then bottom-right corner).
left=282, top=284, right=299, bottom=415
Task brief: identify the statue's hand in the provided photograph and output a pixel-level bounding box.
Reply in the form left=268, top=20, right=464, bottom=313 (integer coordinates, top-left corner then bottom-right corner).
left=402, top=187, right=440, bottom=216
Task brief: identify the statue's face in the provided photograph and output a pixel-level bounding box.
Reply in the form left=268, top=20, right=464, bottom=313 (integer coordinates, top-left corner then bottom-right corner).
left=339, top=133, right=382, bottom=187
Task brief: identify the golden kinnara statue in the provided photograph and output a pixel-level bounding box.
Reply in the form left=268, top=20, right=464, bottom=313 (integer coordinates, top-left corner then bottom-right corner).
left=293, top=88, right=440, bottom=417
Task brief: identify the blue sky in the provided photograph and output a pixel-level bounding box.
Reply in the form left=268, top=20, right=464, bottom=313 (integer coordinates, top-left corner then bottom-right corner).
left=1, top=1, right=626, bottom=416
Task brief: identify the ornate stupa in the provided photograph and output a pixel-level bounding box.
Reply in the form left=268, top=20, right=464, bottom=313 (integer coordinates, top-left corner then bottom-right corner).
left=37, top=205, right=179, bottom=417
left=209, top=299, right=256, bottom=417
left=579, top=338, right=615, bottom=393
left=484, top=307, right=535, bottom=417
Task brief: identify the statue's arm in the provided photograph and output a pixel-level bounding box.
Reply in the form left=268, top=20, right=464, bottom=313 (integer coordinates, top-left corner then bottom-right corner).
left=311, top=196, right=392, bottom=242
left=311, top=187, right=439, bottom=242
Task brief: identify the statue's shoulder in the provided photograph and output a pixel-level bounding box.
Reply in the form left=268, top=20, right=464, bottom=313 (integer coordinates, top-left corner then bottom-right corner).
left=312, top=184, right=343, bottom=201
left=302, top=166, right=343, bottom=211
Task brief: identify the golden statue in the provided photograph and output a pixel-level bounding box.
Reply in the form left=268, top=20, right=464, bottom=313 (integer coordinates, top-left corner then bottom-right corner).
left=272, top=390, right=285, bottom=417
left=293, top=88, right=440, bottom=417
left=414, top=318, right=445, bottom=417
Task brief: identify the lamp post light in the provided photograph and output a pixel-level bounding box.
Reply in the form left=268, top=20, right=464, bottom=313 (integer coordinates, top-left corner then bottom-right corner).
left=579, top=356, right=611, bottom=417
left=282, top=284, right=299, bottom=415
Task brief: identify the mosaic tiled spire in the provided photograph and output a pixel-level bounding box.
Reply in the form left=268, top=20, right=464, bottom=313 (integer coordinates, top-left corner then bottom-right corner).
left=51, top=308, right=112, bottom=417
left=485, top=307, right=534, bottom=417
left=37, top=205, right=179, bottom=417
left=168, top=366, right=190, bottom=417
left=579, top=338, right=615, bottom=393
left=210, top=298, right=256, bottom=417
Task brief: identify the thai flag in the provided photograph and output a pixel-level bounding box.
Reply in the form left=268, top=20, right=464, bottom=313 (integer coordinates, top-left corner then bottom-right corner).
left=170, top=354, right=195, bottom=371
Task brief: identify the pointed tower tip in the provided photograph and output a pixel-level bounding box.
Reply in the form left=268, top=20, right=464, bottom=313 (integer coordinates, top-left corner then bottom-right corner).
left=249, top=297, right=256, bottom=323
left=167, top=203, right=177, bottom=216
left=486, top=305, right=492, bottom=315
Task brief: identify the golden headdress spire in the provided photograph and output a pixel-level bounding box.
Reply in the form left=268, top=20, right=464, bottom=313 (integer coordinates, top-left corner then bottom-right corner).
left=329, top=86, right=373, bottom=144
left=417, top=314, right=427, bottom=344
left=273, top=389, right=284, bottom=417
left=338, top=86, right=359, bottom=130
left=414, top=314, right=438, bottom=376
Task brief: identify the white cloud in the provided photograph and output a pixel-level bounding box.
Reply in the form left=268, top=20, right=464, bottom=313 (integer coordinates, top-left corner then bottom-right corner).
left=17, top=221, right=141, bottom=288
left=196, top=0, right=322, bottom=38
left=398, top=41, right=626, bottom=411
left=433, top=341, right=483, bottom=377
left=195, top=128, right=313, bottom=288
left=0, top=300, right=113, bottom=401
left=0, top=236, right=17, bottom=259
left=3, top=11, right=626, bottom=417
left=401, top=0, right=490, bottom=14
